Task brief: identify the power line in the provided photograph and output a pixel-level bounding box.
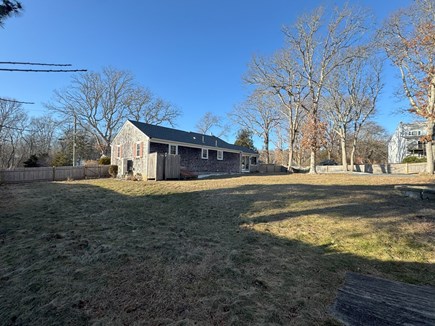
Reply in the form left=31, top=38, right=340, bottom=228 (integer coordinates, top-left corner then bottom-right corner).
left=0, top=61, right=73, bottom=67
left=0, top=68, right=87, bottom=72
left=0, top=97, right=34, bottom=105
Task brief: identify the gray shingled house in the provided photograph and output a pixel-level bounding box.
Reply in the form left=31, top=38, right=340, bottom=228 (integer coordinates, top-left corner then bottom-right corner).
left=110, top=120, right=259, bottom=178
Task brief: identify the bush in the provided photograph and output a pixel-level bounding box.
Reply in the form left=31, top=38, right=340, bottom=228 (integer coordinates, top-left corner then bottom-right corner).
left=402, top=156, right=427, bottom=163
left=23, top=154, right=39, bottom=167
left=99, top=156, right=111, bottom=165
left=108, top=165, right=118, bottom=178
left=52, top=152, right=71, bottom=167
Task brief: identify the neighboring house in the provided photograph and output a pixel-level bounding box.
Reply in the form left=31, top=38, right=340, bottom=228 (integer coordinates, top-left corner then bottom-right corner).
left=110, top=120, right=259, bottom=177
left=387, top=121, right=433, bottom=163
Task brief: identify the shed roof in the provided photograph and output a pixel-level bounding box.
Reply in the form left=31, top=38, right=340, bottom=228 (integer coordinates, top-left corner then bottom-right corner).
left=128, top=120, right=258, bottom=155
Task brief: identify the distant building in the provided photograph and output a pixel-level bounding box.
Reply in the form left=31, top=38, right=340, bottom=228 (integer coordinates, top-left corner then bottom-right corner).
left=387, top=122, right=432, bottom=163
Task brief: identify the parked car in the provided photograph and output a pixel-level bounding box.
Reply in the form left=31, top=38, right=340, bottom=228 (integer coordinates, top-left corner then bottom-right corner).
left=319, top=159, right=338, bottom=166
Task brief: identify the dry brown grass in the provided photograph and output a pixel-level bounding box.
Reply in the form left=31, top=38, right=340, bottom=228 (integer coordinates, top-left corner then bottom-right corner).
left=1, top=173, right=434, bottom=325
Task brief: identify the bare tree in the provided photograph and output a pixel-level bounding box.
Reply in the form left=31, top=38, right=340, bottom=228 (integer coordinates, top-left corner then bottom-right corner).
left=352, top=121, right=388, bottom=164
left=324, top=72, right=354, bottom=171
left=283, top=5, right=369, bottom=173
left=245, top=51, right=306, bottom=171
left=195, top=111, right=220, bottom=134
left=323, top=117, right=340, bottom=162
left=23, top=115, right=59, bottom=158
left=348, top=57, right=383, bottom=170
left=380, top=0, right=435, bottom=173
left=230, top=90, right=280, bottom=163
left=46, top=67, right=180, bottom=155
left=126, top=86, right=180, bottom=127
left=194, top=111, right=229, bottom=138
left=0, top=99, right=28, bottom=168
left=324, top=46, right=382, bottom=171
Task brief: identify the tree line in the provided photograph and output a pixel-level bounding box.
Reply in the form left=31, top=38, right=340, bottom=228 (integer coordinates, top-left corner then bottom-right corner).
left=1, top=0, right=433, bottom=172
left=0, top=67, right=181, bottom=168
left=228, top=0, right=434, bottom=173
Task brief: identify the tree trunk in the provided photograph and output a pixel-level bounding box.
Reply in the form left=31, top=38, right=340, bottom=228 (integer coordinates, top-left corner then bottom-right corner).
left=309, top=149, right=317, bottom=174
left=341, top=137, right=348, bottom=172
left=288, top=148, right=294, bottom=173
left=350, top=137, right=357, bottom=172
left=264, top=134, right=270, bottom=164
left=288, top=132, right=295, bottom=172
left=426, top=119, right=434, bottom=174
left=298, top=147, right=302, bottom=167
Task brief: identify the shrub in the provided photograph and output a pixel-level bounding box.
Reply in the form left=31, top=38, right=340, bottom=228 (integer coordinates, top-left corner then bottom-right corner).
left=99, top=156, right=111, bottom=165
left=23, top=154, right=39, bottom=167
left=402, top=156, right=427, bottom=163
left=108, top=165, right=118, bottom=178
left=52, top=152, right=71, bottom=167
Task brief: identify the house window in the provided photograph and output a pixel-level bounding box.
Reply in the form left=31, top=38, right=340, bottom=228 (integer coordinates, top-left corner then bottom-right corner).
left=217, top=150, right=223, bottom=160
left=136, top=143, right=141, bottom=157
left=201, top=148, right=208, bottom=159
left=169, top=144, right=178, bottom=155
left=117, top=145, right=121, bottom=158
left=250, top=156, right=257, bottom=165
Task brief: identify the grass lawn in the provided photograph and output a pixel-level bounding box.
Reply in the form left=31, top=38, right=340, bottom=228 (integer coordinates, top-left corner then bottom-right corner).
left=1, top=174, right=434, bottom=325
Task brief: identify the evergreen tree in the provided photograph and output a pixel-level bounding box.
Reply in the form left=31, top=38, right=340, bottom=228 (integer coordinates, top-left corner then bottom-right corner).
left=234, top=129, right=256, bottom=151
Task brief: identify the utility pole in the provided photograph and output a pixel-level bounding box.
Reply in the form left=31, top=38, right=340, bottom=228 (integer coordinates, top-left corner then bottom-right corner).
left=73, top=116, right=77, bottom=167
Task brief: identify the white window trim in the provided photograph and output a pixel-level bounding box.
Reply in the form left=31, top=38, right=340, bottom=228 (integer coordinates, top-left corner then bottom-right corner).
left=201, top=148, right=208, bottom=159
left=169, top=144, right=178, bottom=155
left=217, top=150, right=223, bottom=160
left=135, top=142, right=141, bottom=158
left=117, top=145, right=121, bottom=158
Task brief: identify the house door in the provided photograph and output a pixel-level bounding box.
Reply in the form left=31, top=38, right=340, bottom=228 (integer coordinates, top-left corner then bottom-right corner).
left=127, top=160, right=133, bottom=174
left=242, top=156, right=250, bottom=172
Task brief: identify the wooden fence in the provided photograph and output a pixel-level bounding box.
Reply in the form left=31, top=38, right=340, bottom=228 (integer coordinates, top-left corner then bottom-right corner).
left=259, top=164, right=288, bottom=173
left=147, top=153, right=180, bottom=180
left=315, top=162, right=429, bottom=174
left=0, top=165, right=110, bottom=183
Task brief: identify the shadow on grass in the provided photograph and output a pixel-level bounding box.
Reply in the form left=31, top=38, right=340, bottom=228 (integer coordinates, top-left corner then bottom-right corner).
left=0, top=179, right=434, bottom=325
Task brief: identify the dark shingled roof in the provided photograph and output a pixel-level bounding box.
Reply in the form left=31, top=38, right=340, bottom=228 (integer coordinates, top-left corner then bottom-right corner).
left=129, top=120, right=258, bottom=155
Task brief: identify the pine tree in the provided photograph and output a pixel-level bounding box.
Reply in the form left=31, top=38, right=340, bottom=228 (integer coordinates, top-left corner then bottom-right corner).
left=234, top=129, right=256, bottom=151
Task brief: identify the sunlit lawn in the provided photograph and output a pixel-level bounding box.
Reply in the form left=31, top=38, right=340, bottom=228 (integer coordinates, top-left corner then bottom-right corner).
left=1, top=174, right=434, bottom=325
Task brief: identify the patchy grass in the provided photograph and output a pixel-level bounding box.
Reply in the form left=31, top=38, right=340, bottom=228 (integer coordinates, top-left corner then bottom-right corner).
left=1, top=174, right=434, bottom=325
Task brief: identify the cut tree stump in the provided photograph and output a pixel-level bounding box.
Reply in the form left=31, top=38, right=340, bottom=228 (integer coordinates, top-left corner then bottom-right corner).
left=330, top=272, right=435, bottom=325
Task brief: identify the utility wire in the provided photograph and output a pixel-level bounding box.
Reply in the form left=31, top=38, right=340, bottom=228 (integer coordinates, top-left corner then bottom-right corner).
left=0, top=68, right=87, bottom=72
left=0, top=97, right=34, bottom=105
left=0, top=61, right=73, bottom=66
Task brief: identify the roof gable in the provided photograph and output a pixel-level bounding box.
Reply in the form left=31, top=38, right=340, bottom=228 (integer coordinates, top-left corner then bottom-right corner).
left=128, top=120, right=257, bottom=154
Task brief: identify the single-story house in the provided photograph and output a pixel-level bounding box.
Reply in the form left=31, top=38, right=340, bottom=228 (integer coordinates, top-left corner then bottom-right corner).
left=110, top=120, right=259, bottom=178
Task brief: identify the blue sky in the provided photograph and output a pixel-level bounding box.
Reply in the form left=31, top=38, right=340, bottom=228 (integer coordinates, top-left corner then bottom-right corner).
left=1, top=0, right=414, bottom=145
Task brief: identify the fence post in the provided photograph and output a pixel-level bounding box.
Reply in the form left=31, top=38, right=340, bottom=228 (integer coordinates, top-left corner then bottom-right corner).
left=52, top=166, right=55, bottom=181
